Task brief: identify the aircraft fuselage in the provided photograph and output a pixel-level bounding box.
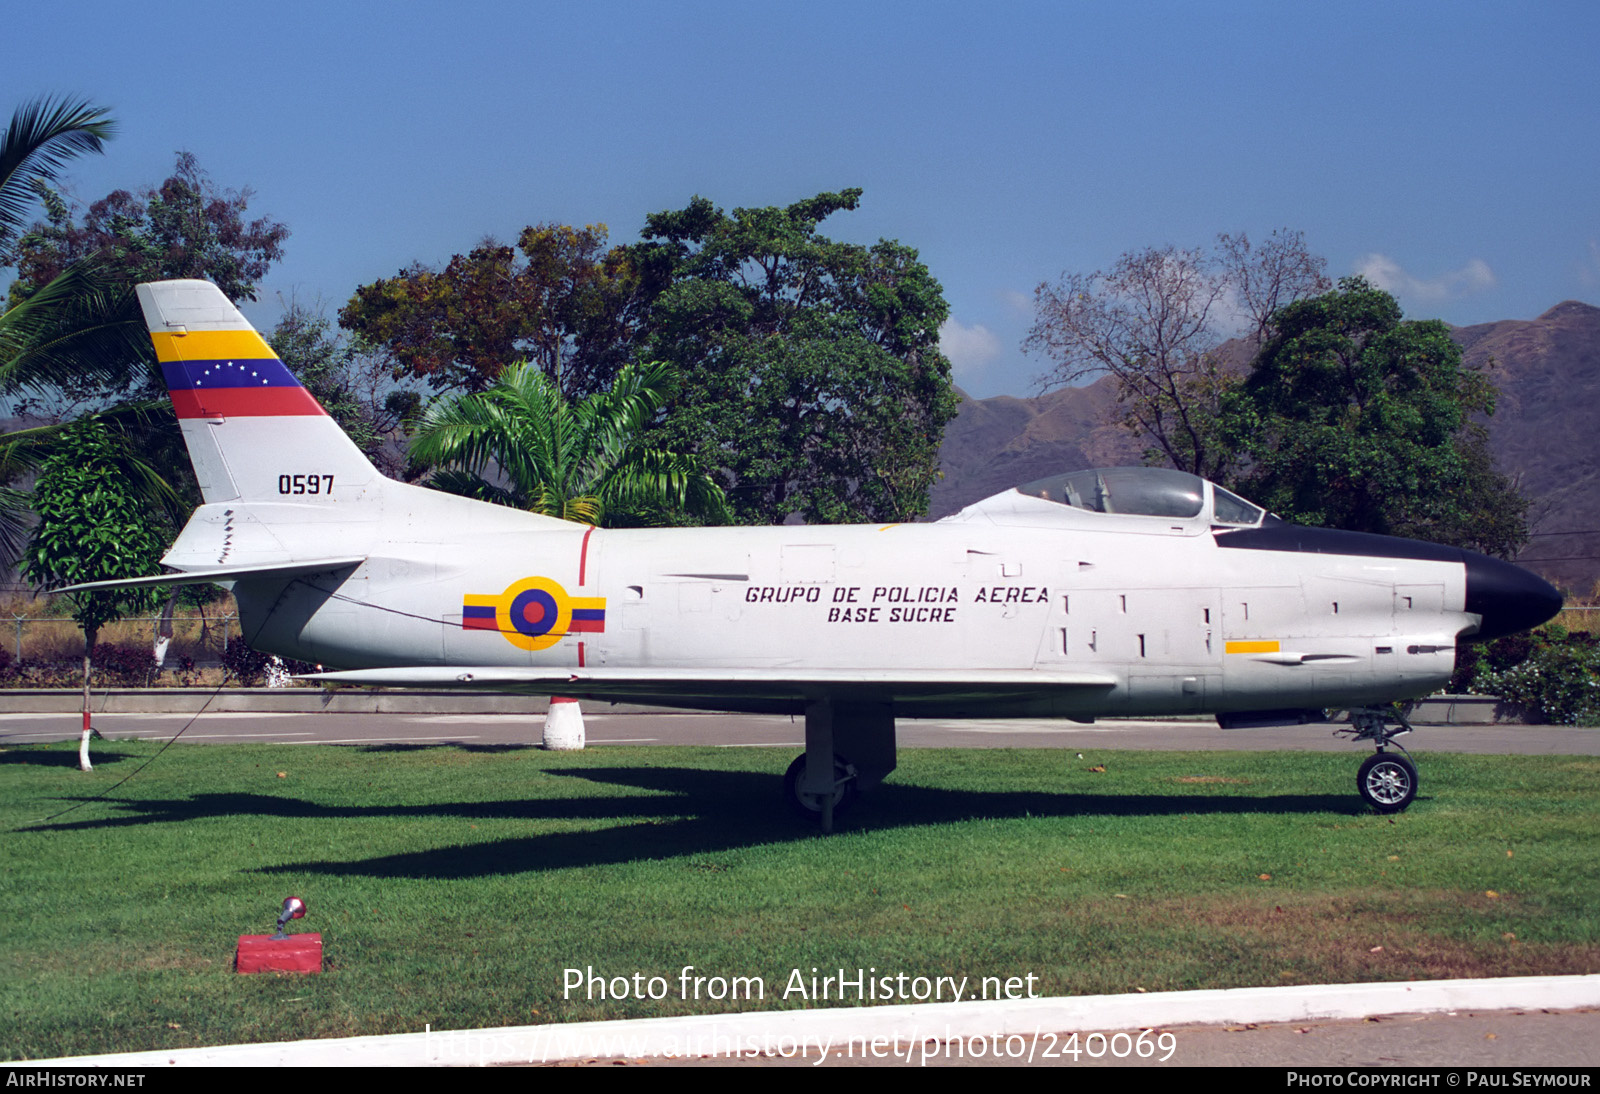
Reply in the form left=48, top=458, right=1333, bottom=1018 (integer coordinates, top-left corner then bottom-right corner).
left=231, top=492, right=1484, bottom=721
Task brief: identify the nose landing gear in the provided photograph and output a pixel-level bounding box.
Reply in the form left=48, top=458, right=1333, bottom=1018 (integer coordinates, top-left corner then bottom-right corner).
left=1338, top=707, right=1419, bottom=813
left=1357, top=751, right=1418, bottom=812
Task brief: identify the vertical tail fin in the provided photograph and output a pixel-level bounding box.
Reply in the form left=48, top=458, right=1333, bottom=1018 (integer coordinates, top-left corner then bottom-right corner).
left=138, top=280, right=382, bottom=504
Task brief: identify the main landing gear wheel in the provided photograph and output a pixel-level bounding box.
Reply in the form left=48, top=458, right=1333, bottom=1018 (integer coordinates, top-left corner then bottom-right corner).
left=783, top=754, right=857, bottom=822
left=1358, top=752, right=1418, bottom=813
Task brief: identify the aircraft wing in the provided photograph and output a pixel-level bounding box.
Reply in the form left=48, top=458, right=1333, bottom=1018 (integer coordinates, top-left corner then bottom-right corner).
left=302, top=665, right=1119, bottom=711
left=52, top=556, right=368, bottom=594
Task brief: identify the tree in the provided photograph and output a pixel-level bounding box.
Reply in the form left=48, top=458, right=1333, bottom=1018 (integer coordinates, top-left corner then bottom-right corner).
left=5, top=148, right=290, bottom=417
left=268, top=304, right=420, bottom=477
left=22, top=418, right=167, bottom=771
left=409, top=358, right=728, bottom=526
left=637, top=189, right=958, bottom=525
left=339, top=223, right=651, bottom=397
left=1215, top=229, right=1334, bottom=345
left=1220, top=276, right=1528, bottom=556
left=1025, top=230, right=1329, bottom=481
left=8, top=150, right=288, bottom=306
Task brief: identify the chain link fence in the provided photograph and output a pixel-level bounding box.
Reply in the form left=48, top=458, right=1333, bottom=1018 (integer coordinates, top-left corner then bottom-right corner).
left=2, top=611, right=237, bottom=666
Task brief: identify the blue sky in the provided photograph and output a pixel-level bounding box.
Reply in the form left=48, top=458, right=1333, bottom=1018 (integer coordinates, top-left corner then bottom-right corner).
left=10, top=1, right=1599, bottom=397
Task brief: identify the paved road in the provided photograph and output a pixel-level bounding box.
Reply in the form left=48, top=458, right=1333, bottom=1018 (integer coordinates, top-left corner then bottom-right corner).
left=2, top=709, right=1598, bottom=753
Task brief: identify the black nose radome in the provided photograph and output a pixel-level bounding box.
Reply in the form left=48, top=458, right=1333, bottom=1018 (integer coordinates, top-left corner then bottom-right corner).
left=1463, top=553, right=1563, bottom=641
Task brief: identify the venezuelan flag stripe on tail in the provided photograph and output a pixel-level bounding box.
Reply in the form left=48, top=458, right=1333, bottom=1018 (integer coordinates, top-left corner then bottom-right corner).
left=150, top=329, right=324, bottom=419
left=138, top=280, right=384, bottom=507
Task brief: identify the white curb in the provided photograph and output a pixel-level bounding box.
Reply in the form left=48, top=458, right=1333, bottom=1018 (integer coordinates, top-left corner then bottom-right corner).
left=28, top=973, right=1600, bottom=1067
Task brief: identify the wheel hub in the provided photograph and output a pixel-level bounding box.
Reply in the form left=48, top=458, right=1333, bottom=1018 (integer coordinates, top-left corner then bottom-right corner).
left=1365, top=762, right=1411, bottom=806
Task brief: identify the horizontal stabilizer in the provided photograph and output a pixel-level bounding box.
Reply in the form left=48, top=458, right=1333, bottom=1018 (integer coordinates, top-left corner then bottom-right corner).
left=53, top=556, right=367, bottom=594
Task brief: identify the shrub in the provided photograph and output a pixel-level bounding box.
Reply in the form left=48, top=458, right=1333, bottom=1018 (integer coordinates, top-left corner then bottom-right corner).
left=221, top=637, right=271, bottom=687
left=1448, top=643, right=1482, bottom=693
left=91, top=643, right=158, bottom=687
left=1485, top=632, right=1537, bottom=673
left=1451, top=630, right=1554, bottom=694
left=1471, top=628, right=1600, bottom=726
left=0, top=660, right=85, bottom=688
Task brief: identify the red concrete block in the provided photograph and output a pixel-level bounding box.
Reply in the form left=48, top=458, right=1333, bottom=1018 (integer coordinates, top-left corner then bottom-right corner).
left=236, top=933, right=323, bottom=974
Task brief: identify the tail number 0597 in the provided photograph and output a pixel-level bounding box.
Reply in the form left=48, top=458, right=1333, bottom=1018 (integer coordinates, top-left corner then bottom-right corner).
left=279, top=474, right=334, bottom=496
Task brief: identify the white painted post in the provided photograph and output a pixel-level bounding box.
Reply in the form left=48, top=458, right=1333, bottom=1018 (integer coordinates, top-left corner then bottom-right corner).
left=542, top=696, right=585, bottom=750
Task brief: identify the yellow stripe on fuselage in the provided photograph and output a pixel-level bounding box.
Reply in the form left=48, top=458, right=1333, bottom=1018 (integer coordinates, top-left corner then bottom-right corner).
left=1225, top=640, right=1281, bottom=654
left=150, top=329, right=276, bottom=363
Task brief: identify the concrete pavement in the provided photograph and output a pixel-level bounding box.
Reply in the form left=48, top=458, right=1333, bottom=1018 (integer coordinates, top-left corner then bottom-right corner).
left=3, top=708, right=1598, bottom=753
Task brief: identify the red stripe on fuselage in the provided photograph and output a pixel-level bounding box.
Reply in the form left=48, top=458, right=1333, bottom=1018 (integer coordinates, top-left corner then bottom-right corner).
left=579, top=525, right=594, bottom=586
left=170, top=387, right=326, bottom=419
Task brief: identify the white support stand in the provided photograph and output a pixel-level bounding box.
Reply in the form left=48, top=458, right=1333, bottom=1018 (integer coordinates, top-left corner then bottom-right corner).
left=542, top=696, right=586, bottom=751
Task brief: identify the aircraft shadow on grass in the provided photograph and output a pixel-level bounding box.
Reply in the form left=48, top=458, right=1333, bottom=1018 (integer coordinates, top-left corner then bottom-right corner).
left=1, top=745, right=142, bottom=768
left=26, top=763, right=1358, bottom=878
left=353, top=742, right=535, bottom=754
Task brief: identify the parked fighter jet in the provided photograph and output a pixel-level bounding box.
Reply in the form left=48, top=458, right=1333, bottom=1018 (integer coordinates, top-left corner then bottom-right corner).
left=69, top=280, right=1562, bottom=827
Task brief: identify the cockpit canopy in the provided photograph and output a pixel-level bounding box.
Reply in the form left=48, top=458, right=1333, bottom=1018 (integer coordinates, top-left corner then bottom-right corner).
left=1015, top=467, right=1266, bottom=526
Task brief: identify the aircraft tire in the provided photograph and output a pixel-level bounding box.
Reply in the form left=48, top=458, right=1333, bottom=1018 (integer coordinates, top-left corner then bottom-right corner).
left=783, top=754, right=857, bottom=821
left=1357, top=752, right=1418, bottom=813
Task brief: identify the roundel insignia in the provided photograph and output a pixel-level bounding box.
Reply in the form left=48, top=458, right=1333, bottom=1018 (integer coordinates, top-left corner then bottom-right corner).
left=462, top=577, right=606, bottom=652
left=509, top=586, right=559, bottom=638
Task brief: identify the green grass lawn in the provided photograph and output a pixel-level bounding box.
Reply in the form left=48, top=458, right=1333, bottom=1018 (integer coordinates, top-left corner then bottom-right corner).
left=3, top=740, right=1597, bottom=1060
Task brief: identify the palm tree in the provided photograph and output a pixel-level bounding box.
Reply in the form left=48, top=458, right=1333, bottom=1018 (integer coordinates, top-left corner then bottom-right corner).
left=412, top=358, right=727, bottom=751
left=1, top=95, right=114, bottom=256
left=0, top=97, right=157, bottom=561
left=1, top=96, right=140, bottom=396
left=410, top=359, right=728, bottom=526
